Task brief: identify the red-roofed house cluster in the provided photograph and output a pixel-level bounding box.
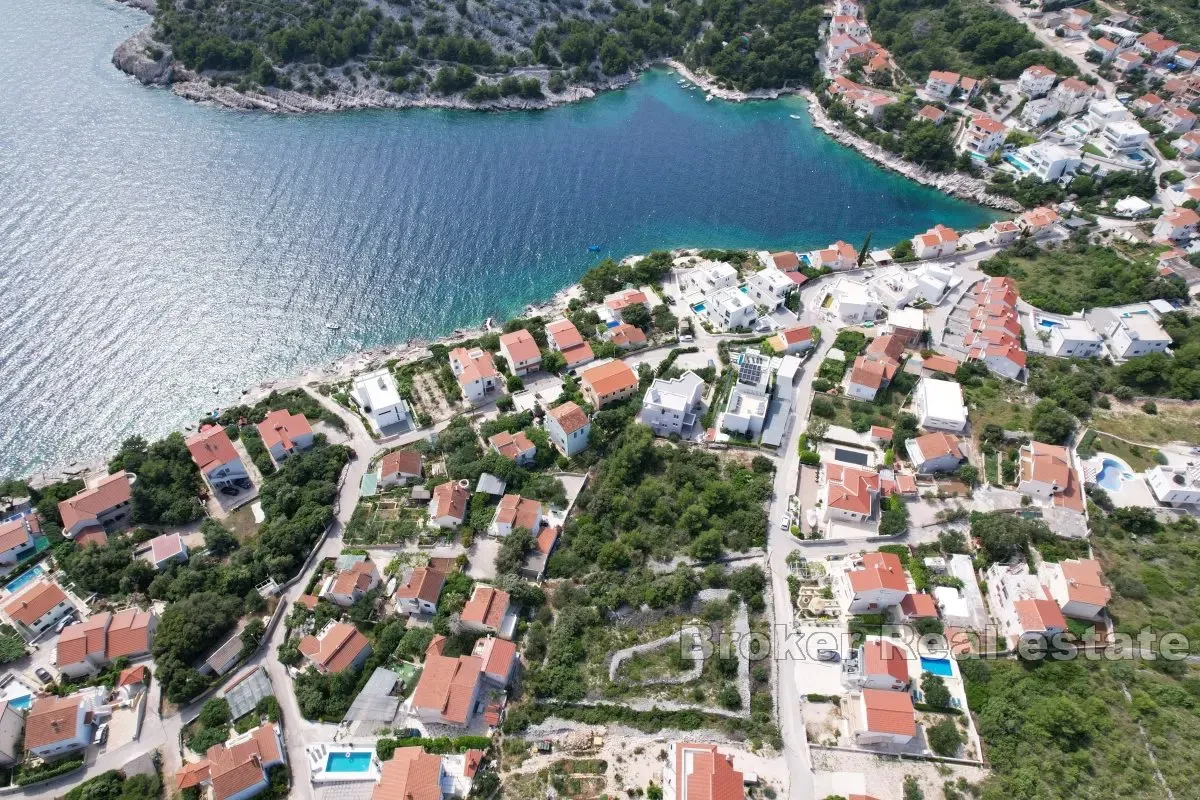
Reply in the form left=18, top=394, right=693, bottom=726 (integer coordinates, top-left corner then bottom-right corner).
left=827, top=76, right=897, bottom=124
left=176, top=723, right=285, bottom=800
left=986, top=557, right=1111, bottom=649
left=409, top=632, right=516, bottom=727
left=964, top=276, right=1026, bottom=380
left=368, top=745, right=487, bottom=800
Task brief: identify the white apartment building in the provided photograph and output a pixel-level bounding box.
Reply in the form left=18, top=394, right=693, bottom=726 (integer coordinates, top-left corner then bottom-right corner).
left=1153, top=207, right=1200, bottom=242
left=744, top=267, right=794, bottom=310
left=962, top=115, right=1005, bottom=156
left=1086, top=98, right=1127, bottom=130
left=913, top=377, right=967, bottom=432
left=1099, top=119, right=1150, bottom=154
left=720, top=351, right=773, bottom=437
left=1147, top=465, right=1200, bottom=507
left=350, top=368, right=413, bottom=434
left=1021, top=97, right=1060, bottom=128
left=682, top=260, right=739, bottom=297
left=1104, top=313, right=1173, bottom=359
left=1051, top=78, right=1092, bottom=116
left=701, top=286, right=757, bottom=331
left=825, top=277, right=881, bottom=326
left=985, top=563, right=1067, bottom=649
left=1047, top=317, right=1103, bottom=357
left=1017, top=65, right=1057, bottom=97
left=642, top=371, right=705, bottom=436
left=1018, top=142, right=1081, bottom=182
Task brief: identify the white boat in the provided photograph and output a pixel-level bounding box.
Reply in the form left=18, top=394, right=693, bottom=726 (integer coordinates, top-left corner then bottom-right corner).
left=325, top=322, right=340, bottom=330
left=705, top=94, right=714, bottom=101
left=789, top=114, right=802, bottom=119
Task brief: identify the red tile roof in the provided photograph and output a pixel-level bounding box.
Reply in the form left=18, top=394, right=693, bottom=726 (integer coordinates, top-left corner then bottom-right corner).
left=921, top=354, right=959, bottom=374
left=150, top=532, right=186, bottom=565
left=548, top=401, right=590, bottom=434
left=673, top=742, right=744, bottom=800
left=1060, top=559, right=1112, bottom=607
left=380, top=450, right=423, bottom=478
left=863, top=639, right=909, bottom=683
left=298, top=622, right=371, bottom=673
left=473, top=635, right=517, bottom=682
left=495, top=494, right=541, bottom=532
left=430, top=482, right=468, bottom=522
left=186, top=425, right=240, bottom=474
left=489, top=430, right=536, bottom=460
left=847, top=552, right=907, bottom=594
left=770, top=251, right=800, bottom=270
left=862, top=688, right=916, bottom=736
left=395, top=567, right=446, bottom=605
left=499, top=329, right=541, bottom=365
left=0, top=515, right=37, bottom=554
left=256, top=409, right=311, bottom=452
left=581, top=360, right=638, bottom=398
left=1015, top=598, right=1067, bottom=634
left=25, top=694, right=85, bottom=751
left=373, top=747, right=444, bottom=800
left=825, top=464, right=881, bottom=516
left=58, top=472, right=133, bottom=533
left=900, top=593, right=938, bottom=619
left=411, top=636, right=483, bottom=725
left=461, top=585, right=510, bottom=630
left=5, top=580, right=68, bottom=626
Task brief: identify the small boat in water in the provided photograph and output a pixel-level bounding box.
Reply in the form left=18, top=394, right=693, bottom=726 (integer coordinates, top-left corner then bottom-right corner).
left=325, top=322, right=341, bottom=330
left=588, top=244, right=601, bottom=252
left=789, top=114, right=802, bottom=119
left=484, top=317, right=495, bottom=330
left=705, top=94, right=714, bottom=102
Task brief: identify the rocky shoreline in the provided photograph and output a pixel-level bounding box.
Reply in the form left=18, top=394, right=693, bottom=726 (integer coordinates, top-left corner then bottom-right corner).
left=803, top=90, right=1023, bottom=213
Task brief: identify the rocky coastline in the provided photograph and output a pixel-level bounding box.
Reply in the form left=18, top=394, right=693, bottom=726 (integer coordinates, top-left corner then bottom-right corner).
left=803, top=91, right=1023, bottom=213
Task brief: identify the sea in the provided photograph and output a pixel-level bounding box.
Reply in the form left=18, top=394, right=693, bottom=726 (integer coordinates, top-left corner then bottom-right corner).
left=0, top=0, right=996, bottom=478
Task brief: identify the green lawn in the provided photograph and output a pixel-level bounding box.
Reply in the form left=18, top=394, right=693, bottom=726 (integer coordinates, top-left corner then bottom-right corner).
left=1078, top=431, right=1160, bottom=473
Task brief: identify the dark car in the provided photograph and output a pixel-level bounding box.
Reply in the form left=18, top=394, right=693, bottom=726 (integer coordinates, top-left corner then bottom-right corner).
left=816, top=649, right=841, bottom=663
left=34, top=667, right=53, bottom=684
left=234, top=477, right=252, bottom=490
left=219, top=486, right=240, bottom=497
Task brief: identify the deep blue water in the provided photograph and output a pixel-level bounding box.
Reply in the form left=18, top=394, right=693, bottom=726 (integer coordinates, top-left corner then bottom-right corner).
left=0, top=0, right=995, bottom=477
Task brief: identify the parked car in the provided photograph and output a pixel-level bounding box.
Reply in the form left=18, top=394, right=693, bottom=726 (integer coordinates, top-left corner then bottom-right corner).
left=54, top=612, right=76, bottom=634
left=234, top=477, right=252, bottom=490
left=779, top=519, right=790, bottom=531
left=816, top=649, right=841, bottom=663
left=219, top=486, right=240, bottom=497
left=34, top=667, right=53, bottom=684
left=96, top=723, right=109, bottom=745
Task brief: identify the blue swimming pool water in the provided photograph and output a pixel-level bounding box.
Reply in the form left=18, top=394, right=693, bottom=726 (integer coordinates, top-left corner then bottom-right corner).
left=800, top=254, right=813, bottom=266
left=692, top=303, right=706, bottom=313
left=1004, top=154, right=1032, bottom=172
left=1096, top=458, right=1131, bottom=492
left=738, top=285, right=749, bottom=293
left=326, top=752, right=373, bottom=773
left=7, top=695, right=31, bottom=711
left=1038, top=318, right=1064, bottom=329
left=920, top=657, right=954, bottom=677
left=4, top=565, right=44, bottom=594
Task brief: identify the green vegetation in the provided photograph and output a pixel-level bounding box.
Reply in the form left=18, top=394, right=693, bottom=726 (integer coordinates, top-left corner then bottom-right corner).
left=14, top=758, right=85, bottom=787
left=970, top=512, right=1086, bottom=566
left=108, top=434, right=204, bottom=526
left=980, top=241, right=1186, bottom=316
left=870, top=0, right=1077, bottom=79
left=187, top=698, right=232, bottom=754
left=578, top=252, right=673, bottom=302
left=376, top=734, right=491, bottom=761
left=64, top=770, right=161, bottom=800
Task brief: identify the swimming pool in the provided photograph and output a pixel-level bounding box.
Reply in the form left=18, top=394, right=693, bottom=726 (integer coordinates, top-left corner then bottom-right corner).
left=4, top=565, right=44, bottom=594
left=800, top=253, right=813, bottom=267
left=326, top=751, right=374, bottom=774
left=691, top=303, right=706, bottom=313
left=7, top=694, right=31, bottom=711
left=1038, top=318, right=1064, bottom=329
left=1096, top=457, right=1133, bottom=492
left=920, top=656, right=954, bottom=677
left=1004, top=154, right=1032, bottom=172
left=834, top=448, right=870, bottom=466
left=738, top=285, right=749, bottom=293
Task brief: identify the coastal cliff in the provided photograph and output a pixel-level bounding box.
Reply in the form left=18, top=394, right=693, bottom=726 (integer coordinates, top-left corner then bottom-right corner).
left=803, top=92, right=1024, bottom=214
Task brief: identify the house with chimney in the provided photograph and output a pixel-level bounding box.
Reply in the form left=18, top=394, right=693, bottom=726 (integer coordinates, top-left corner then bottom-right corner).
left=55, top=608, right=156, bottom=678
left=320, top=560, right=380, bottom=607
left=662, top=741, right=744, bottom=800
left=298, top=621, right=372, bottom=675
left=836, top=552, right=909, bottom=613
left=1038, top=558, right=1111, bottom=620
left=458, top=585, right=516, bottom=639
left=394, top=566, right=446, bottom=616
left=546, top=401, right=591, bottom=457
left=4, top=579, right=74, bottom=639
left=175, top=723, right=285, bottom=800
left=186, top=425, right=248, bottom=490
left=498, top=329, right=542, bottom=377
left=24, top=689, right=105, bottom=760
left=255, top=409, right=313, bottom=466
left=58, top=471, right=135, bottom=539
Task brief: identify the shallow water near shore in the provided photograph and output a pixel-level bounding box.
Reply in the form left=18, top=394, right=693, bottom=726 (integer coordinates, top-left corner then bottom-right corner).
left=0, top=0, right=996, bottom=477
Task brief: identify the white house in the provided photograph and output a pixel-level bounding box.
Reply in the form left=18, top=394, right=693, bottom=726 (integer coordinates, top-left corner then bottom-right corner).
left=720, top=351, right=772, bottom=437
left=1153, top=207, right=1200, bottom=242
left=911, top=225, right=959, bottom=259
left=185, top=425, right=248, bottom=489
left=744, top=267, right=794, bottom=310
left=989, top=220, right=1020, bottom=245
left=1047, top=317, right=1104, bottom=357
left=837, top=552, right=908, bottom=613
left=856, top=689, right=916, bottom=747
left=410, top=636, right=484, bottom=727
left=873, top=268, right=920, bottom=308
left=488, top=430, right=537, bottom=465
left=1038, top=558, right=1111, bottom=620
left=913, top=262, right=955, bottom=302
left=4, top=579, right=74, bottom=638
left=847, top=638, right=911, bottom=691
left=985, top=563, right=1068, bottom=648
left=642, top=371, right=705, bottom=436
left=378, top=449, right=423, bottom=487
left=1099, top=120, right=1150, bottom=154
left=826, top=277, right=882, bottom=326
left=905, top=432, right=965, bottom=474
left=913, top=377, right=967, bottom=432
left=429, top=482, right=469, bottom=528
left=0, top=514, right=39, bottom=566
left=546, top=401, right=590, bottom=457
left=1018, top=65, right=1057, bottom=97
left=498, top=329, right=542, bottom=377
left=256, top=409, right=314, bottom=465
left=545, top=319, right=594, bottom=371
left=682, top=260, right=740, bottom=296
left=662, top=741, right=744, bottom=800
left=449, top=347, right=502, bottom=405
left=350, top=369, right=413, bottom=434
left=805, top=240, right=858, bottom=270
left=1051, top=77, right=1092, bottom=115
left=0, top=702, right=23, bottom=765
left=767, top=325, right=816, bottom=355
left=489, top=494, right=542, bottom=538
left=962, top=115, right=1005, bottom=156
left=1162, top=106, right=1197, bottom=134
left=1147, top=465, right=1200, bottom=507
left=1112, top=50, right=1144, bottom=73
left=55, top=608, right=156, bottom=679
left=701, top=286, right=757, bottom=331
left=1086, top=98, right=1128, bottom=130
left=924, top=70, right=961, bottom=100
left=24, top=690, right=105, bottom=760
left=395, top=566, right=446, bottom=616
left=320, top=560, right=380, bottom=607
left=1019, top=142, right=1081, bottom=182
left=459, top=585, right=516, bottom=638
left=1104, top=313, right=1173, bottom=359
left=148, top=532, right=189, bottom=571
left=1021, top=97, right=1060, bottom=128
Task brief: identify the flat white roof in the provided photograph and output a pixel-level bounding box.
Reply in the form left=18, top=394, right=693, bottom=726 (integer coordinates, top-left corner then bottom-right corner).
left=918, top=378, right=967, bottom=423
left=889, top=307, right=926, bottom=330
left=1055, top=317, right=1102, bottom=342
left=1121, top=314, right=1172, bottom=342
left=776, top=355, right=802, bottom=381
left=646, top=371, right=705, bottom=412
left=353, top=368, right=401, bottom=408
left=751, top=267, right=794, bottom=291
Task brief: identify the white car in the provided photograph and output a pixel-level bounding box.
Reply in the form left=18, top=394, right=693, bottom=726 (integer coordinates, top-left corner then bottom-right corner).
left=780, top=519, right=790, bottom=531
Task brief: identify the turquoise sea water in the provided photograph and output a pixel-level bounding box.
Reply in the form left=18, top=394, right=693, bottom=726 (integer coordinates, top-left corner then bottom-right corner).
left=0, top=0, right=995, bottom=477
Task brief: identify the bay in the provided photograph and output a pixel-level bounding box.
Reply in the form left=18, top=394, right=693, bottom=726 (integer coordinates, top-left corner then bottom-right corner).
left=0, top=0, right=995, bottom=477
